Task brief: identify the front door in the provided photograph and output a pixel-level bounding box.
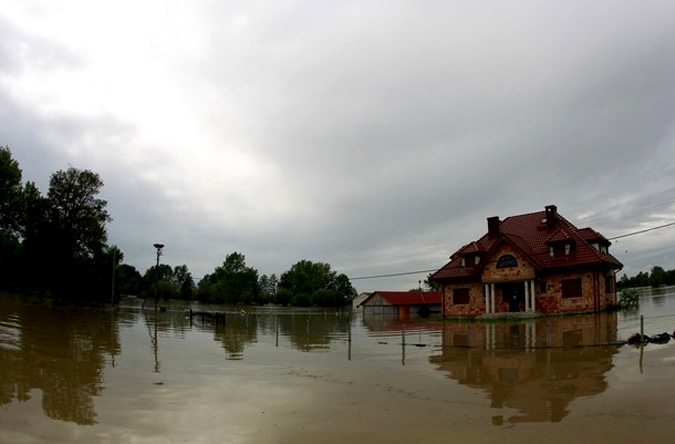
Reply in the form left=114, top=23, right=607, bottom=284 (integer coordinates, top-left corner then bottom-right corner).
left=501, top=282, right=524, bottom=312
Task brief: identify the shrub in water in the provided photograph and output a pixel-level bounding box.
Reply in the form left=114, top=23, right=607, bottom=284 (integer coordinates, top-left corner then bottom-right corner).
left=618, top=288, right=640, bottom=309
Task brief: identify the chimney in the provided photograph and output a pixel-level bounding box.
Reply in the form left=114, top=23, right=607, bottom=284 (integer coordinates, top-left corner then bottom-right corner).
left=545, top=205, right=558, bottom=229
left=487, top=216, right=500, bottom=238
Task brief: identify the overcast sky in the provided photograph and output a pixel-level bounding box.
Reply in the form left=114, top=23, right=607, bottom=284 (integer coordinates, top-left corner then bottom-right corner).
left=2, top=1, right=675, bottom=292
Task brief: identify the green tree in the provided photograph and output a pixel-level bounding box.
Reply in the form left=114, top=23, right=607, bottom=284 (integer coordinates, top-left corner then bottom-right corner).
left=274, top=288, right=293, bottom=306
left=216, top=252, right=259, bottom=304
left=16, top=181, right=51, bottom=292
left=144, top=264, right=176, bottom=299
left=20, top=167, right=112, bottom=299
left=0, top=147, right=24, bottom=289
left=197, top=252, right=259, bottom=304
left=196, top=274, right=219, bottom=303
left=424, top=273, right=441, bottom=291
left=258, top=273, right=279, bottom=304
left=117, top=264, right=144, bottom=296
left=279, top=260, right=356, bottom=307
left=329, top=273, right=357, bottom=305
left=650, top=266, right=666, bottom=288
left=47, top=168, right=110, bottom=260
left=172, top=265, right=194, bottom=300
left=0, top=146, right=23, bottom=235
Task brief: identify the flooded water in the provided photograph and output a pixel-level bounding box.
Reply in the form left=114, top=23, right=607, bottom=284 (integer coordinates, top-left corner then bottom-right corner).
left=1, top=291, right=675, bottom=444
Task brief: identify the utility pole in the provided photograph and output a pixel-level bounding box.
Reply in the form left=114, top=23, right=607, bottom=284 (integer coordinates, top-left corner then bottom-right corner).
left=153, top=243, right=164, bottom=312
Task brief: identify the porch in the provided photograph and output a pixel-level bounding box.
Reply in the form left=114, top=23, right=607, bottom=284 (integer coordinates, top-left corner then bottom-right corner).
left=483, top=280, right=537, bottom=315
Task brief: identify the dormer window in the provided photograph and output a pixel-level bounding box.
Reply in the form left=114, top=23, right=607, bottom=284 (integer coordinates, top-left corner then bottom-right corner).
left=475, top=255, right=481, bottom=264
left=565, top=244, right=571, bottom=256
left=460, top=257, right=465, bottom=267
left=496, top=254, right=518, bottom=268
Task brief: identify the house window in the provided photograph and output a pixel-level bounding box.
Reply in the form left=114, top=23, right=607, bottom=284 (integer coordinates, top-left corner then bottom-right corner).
left=605, top=275, right=614, bottom=293
left=562, top=278, right=582, bottom=299
left=496, top=254, right=518, bottom=268
left=453, top=288, right=470, bottom=305
left=540, top=281, right=547, bottom=294
left=564, top=244, right=571, bottom=256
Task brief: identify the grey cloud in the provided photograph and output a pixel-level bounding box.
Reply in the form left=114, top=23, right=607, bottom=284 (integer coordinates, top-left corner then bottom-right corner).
left=4, top=1, right=675, bottom=291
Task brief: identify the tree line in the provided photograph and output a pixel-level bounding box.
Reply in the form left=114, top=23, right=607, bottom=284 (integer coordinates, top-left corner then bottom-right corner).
left=617, top=266, right=675, bottom=290
left=0, top=146, right=356, bottom=307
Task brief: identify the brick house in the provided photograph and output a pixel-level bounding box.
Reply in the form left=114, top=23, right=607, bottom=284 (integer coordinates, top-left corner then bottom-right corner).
left=429, top=205, right=623, bottom=317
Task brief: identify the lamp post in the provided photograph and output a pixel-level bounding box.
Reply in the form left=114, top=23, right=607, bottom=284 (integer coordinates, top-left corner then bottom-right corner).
left=153, top=243, right=164, bottom=311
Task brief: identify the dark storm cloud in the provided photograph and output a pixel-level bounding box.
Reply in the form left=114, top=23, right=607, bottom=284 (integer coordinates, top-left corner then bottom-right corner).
left=3, top=1, right=675, bottom=290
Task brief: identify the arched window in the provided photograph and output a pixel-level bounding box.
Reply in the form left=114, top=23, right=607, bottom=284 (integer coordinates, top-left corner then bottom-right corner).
left=496, top=254, right=518, bottom=268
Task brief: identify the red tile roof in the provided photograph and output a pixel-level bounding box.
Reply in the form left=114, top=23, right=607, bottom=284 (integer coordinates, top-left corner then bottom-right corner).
left=430, top=206, right=623, bottom=281
left=360, top=291, right=442, bottom=306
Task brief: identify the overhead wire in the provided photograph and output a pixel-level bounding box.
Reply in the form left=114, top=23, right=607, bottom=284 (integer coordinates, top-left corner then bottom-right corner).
left=348, top=219, right=675, bottom=281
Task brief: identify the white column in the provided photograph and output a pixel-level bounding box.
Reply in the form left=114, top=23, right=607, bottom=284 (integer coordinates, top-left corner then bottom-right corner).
left=524, top=281, right=530, bottom=312
left=530, top=280, right=536, bottom=312
left=484, top=284, right=489, bottom=314
left=490, top=284, right=495, bottom=314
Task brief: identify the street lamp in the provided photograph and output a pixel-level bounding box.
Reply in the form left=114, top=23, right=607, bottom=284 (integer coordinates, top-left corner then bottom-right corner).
left=153, top=243, right=164, bottom=311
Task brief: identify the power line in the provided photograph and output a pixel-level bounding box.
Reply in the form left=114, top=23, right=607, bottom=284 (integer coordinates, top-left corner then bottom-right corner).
left=349, top=268, right=438, bottom=281
left=607, top=221, right=675, bottom=241
left=349, top=220, right=675, bottom=282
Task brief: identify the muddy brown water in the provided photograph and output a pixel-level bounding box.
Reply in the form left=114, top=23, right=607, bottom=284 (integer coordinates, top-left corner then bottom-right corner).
left=1, top=291, right=674, bottom=444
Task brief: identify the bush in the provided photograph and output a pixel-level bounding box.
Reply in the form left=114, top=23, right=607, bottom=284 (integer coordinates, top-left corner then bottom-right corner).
left=618, top=288, right=640, bottom=309
left=274, top=289, right=293, bottom=306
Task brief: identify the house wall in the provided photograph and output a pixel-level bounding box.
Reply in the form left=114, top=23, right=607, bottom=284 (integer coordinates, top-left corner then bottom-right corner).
left=442, top=283, right=484, bottom=317
left=537, top=269, right=615, bottom=313
left=361, top=294, right=393, bottom=307
left=481, top=244, right=536, bottom=283
left=362, top=294, right=395, bottom=316
left=363, top=306, right=397, bottom=316
left=443, top=267, right=617, bottom=317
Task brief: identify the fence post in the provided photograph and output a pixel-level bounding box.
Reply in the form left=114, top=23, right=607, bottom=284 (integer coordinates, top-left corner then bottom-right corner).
left=640, top=315, right=644, bottom=341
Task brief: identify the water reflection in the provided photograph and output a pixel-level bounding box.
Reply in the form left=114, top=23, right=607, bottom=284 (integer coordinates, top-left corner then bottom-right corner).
left=212, top=313, right=258, bottom=360
left=277, top=313, right=352, bottom=352
left=2, top=295, right=659, bottom=433
left=0, top=298, right=119, bottom=425
left=185, top=309, right=353, bottom=358
left=430, top=313, right=620, bottom=424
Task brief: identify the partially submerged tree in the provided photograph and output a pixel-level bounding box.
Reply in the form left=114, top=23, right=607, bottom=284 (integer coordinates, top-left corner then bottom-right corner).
left=0, top=146, right=23, bottom=288
left=279, top=260, right=356, bottom=307
left=43, top=168, right=111, bottom=298
left=258, top=273, right=279, bottom=304
left=9, top=165, right=113, bottom=299
left=0, top=146, right=23, bottom=236
left=196, top=252, right=259, bottom=304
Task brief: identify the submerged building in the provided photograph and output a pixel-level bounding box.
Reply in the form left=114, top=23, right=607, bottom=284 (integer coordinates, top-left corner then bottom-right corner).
left=358, top=291, right=442, bottom=319
left=429, top=205, right=623, bottom=317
